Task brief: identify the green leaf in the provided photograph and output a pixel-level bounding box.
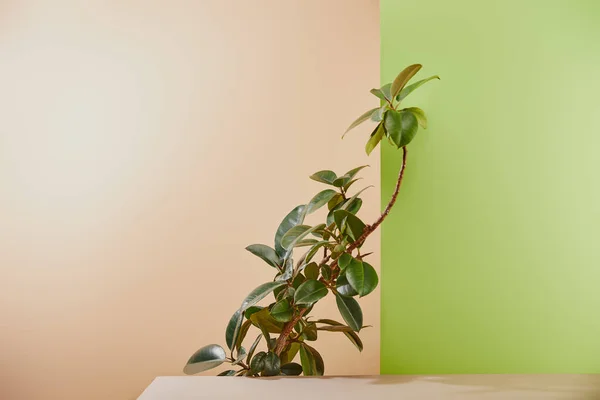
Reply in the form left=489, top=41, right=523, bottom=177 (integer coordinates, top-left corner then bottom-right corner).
left=306, top=189, right=338, bottom=214
left=314, top=319, right=363, bottom=351
left=274, top=205, right=306, bottom=257
left=235, top=320, right=252, bottom=350
left=369, top=83, right=392, bottom=103
left=262, top=352, right=281, bottom=376
left=336, top=273, right=359, bottom=296
left=404, top=106, right=427, bottom=129
left=250, top=351, right=267, bottom=374
left=338, top=253, right=352, bottom=270
left=334, top=210, right=366, bottom=241
left=217, top=370, right=237, bottom=376
left=244, top=306, right=263, bottom=320
left=397, top=75, right=440, bottom=102
left=281, top=224, right=326, bottom=250
left=343, top=107, right=379, bottom=137
left=280, top=342, right=301, bottom=365
left=327, top=193, right=344, bottom=210
left=316, top=325, right=354, bottom=332
left=346, top=198, right=363, bottom=215
left=303, top=322, right=318, bottom=341
left=335, top=293, right=363, bottom=332
left=294, top=279, right=328, bottom=305
left=302, top=344, right=324, bottom=376
left=343, top=178, right=362, bottom=192
left=309, top=170, right=337, bottom=185
left=250, top=307, right=284, bottom=333
left=232, top=346, right=247, bottom=365
left=305, top=241, right=333, bottom=263
left=292, top=273, right=306, bottom=289
left=385, top=109, right=418, bottom=148
left=245, top=334, right=262, bottom=365
left=275, top=257, right=294, bottom=281
left=342, top=186, right=373, bottom=212
left=304, top=262, right=320, bottom=280
left=245, top=244, right=280, bottom=269
left=391, top=64, right=422, bottom=99
left=361, top=262, right=379, bottom=297
left=241, top=281, right=287, bottom=310
left=270, top=299, right=293, bottom=322
left=280, top=362, right=303, bottom=376
left=344, top=165, right=369, bottom=181
left=346, top=260, right=378, bottom=297
left=366, top=123, right=385, bottom=155
left=225, top=309, right=243, bottom=350
left=183, top=344, right=227, bottom=374
left=299, top=344, right=317, bottom=376
left=320, top=264, right=332, bottom=281
left=370, top=106, right=387, bottom=122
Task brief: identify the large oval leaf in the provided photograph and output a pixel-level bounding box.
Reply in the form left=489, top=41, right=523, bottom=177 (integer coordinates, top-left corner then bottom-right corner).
left=225, top=309, right=243, bottom=350
left=262, top=352, right=281, bottom=376
left=302, top=343, right=324, bottom=376
left=250, top=307, right=284, bottom=333
left=385, top=109, right=419, bottom=148
left=274, top=205, right=306, bottom=257
left=241, top=281, right=287, bottom=310
left=404, top=107, right=427, bottom=129
left=306, top=189, right=338, bottom=214
left=335, top=293, right=363, bottom=332
left=397, top=75, right=440, bottom=102
left=336, top=274, right=359, bottom=297
left=343, top=107, right=379, bottom=137
left=294, top=279, right=328, bottom=305
left=280, top=362, right=303, bottom=376
left=346, top=259, right=379, bottom=297
left=270, top=299, right=293, bottom=323
left=391, top=64, right=422, bottom=99
left=361, top=262, right=379, bottom=297
left=245, top=244, right=280, bottom=269
left=183, top=344, right=227, bottom=374
left=299, top=343, right=316, bottom=376
left=309, top=170, right=337, bottom=185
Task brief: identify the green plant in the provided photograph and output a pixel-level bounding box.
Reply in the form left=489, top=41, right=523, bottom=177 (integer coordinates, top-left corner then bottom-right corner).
left=184, top=64, right=438, bottom=377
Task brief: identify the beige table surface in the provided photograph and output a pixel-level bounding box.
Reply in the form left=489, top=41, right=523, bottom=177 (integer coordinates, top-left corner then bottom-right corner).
left=137, top=375, right=600, bottom=399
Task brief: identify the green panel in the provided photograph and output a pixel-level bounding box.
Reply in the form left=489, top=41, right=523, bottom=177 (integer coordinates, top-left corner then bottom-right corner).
left=381, top=0, right=600, bottom=373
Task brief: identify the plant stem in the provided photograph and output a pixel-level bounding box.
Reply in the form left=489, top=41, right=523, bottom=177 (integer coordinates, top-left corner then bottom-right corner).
left=273, top=308, right=306, bottom=356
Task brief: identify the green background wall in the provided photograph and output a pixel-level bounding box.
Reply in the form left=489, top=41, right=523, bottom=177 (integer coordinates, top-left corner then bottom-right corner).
left=381, top=0, right=600, bottom=373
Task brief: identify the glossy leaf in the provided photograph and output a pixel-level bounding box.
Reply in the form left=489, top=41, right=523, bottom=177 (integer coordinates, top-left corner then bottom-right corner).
left=262, top=352, right=281, bottom=376
left=299, top=344, right=317, bottom=376
left=338, top=253, right=353, bottom=270
left=334, top=210, right=366, bottom=242
left=365, top=123, right=385, bottom=155
left=397, top=75, right=440, bottom=102
left=309, top=170, right=337, bottom=185
left=294, top=279, right=328, bottom=305
left=184, top=344, right=227, bottom=374
left=344, top=165, right=369, bottom=181
left=231, top=346, right=247, bottom=365
left=314, top=319, right=363, bottom=351
left=304, top=262, right=320, bottom=280
left=361, top=262, right=379, bottom=297
left=225, top=309, right=243, bottom=350
left=405, top=106, right=427, bottom=129
left=250, top=307, right=284, bottom=333
left=245, top=244, right=280, bottom=269
left=250, top=351, right=266, bottom=374
left=217, top=370, right=237, bottom=376
left=303, top=322, right=318, bottom=341
left=320, top=264, right=332, bottom=281
left=391, top=64, right=422, bottom=99
left=274, top=205, right=306, bottom=257
left=305, top=241, right=333, bottom=263
left=280, top=362, right=303, bottom=376
left=343, top=107, right=379, bottom=137
left=280, top=342, right=301, bottom=365
left=316, top=325, right=354, bottom=332
left=335, top=293, right=363, bottom=332
left=346, top=198, right=363, bottom=215
left=235, top=320, right=252, bottom=350
left=385, top=109, right=418, bottom=148
left=306, top=189, right=338, bottom=214
left=336, top=273, right=359, bottom=297
left=275, top=257, right=294, bottom=281
left=369, top=83, right=392, bottom=103
left=303, top=343, right=324, bottom=376
left=244, top=306, right=263, bottom=320
left=270, top=299, right=293, bottom=322
left=327, top=193, right=344, bottom=210
left=281, top=224, right=325, bottom=250
left=370, top=106, right=387, bottom=122
left=241, top=281, right=287, bottom=310
left=245, top=334, right=262, bottom=365
left=346, top=258, right=365, bottom=296
left=343, top=178, right=362, bottom=192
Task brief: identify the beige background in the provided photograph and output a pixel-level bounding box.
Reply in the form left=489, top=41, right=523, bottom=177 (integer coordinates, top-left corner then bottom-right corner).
left=0, top=1, right=379, bottom=399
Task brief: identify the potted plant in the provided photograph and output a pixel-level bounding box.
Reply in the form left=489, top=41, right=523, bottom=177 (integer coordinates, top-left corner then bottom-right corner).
left=184, top=64, right=439, bottom=377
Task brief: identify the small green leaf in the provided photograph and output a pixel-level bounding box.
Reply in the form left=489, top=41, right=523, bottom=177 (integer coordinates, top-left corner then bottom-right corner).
left=309, top=170, right=337, bottom=185
left=346, top=258, right=365, bottom=295
left=305, top=241, right=333, bottom=263
left=397, top=75, right=440, bottom=102
left=280, top=362, right=303, bottom=376
left=232, top=346, right=247, bottom=365
left=335, top=292, right=363, bottom=332
left=346, top=198, right=363, bottom=215
left=275, top=205, right=306, bottom=257
left=241, top=281, right=287, bottom=310
left=184, top=344, right=227, bottom=375
left=391, top=64, right=422, bottom=99
left=404, top=107, right=427, bottom=129
left=338, top=253, right=352, bottom=270
left=294, top=279, right=328, bottom=305
left=245, top=244, right=280, bottom=269
left=336, top=273, right=359, bottom=296
left=334, top=210, right=366, bottom=242
left=343, top=178, right=362, bottom=192
left=343, top=107, right=379, bottom=137
left=262, top=352, right=281, bottom=376
left=245, top=334, right=262, bottom=365
left=303, top=344, right=324, bottom=375
left=270, top=299, right=293, bottom=323
left=304, top=262, right=320, bottom=280
left=281, top=224, right=326, bottom=250
left=369, top=83, right=392, bottom=103
left=244, top=306, right=263, bottom=320
left=370, top=106, right=387, bottom=122
left=275, top=257, right=294, bottom=281
left=225, top=309, right=243, bottom=350
left=306, top=189, right=338, bottom=214
left=235, top=320, right=252, bottom=350
left=299, top=344, right=316, bottom=376
left=344, top=165, right=369, bottom=181
left=217, top=370, right=237, bottom=376
left=320, top=264, right=332, bottom=281
left=327, top=193, right=344, bottom=210
left=385, top=109, right=419, bottom=148
left=366, top=123, right=385, bottom=155
left=303, top=322, right=318, bottom=341
left=250, top=351, right=267, bottom=374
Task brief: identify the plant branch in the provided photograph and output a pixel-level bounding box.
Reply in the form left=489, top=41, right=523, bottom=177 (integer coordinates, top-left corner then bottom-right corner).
left=273, top=308, right=307, bottom=356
